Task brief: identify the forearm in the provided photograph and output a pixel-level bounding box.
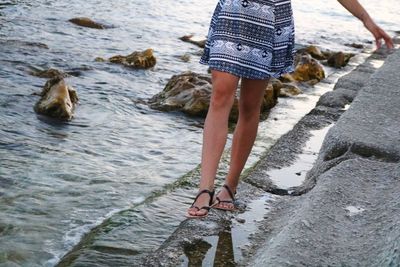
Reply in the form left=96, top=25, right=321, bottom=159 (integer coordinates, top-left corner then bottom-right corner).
left=337, top=0, right=372, bottom=24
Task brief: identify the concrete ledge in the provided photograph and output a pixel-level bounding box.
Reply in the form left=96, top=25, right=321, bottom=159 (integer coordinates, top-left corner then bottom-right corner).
left=251, top=158, right=400, bottom=266
left=318, top=50, right=400, bottom=165
left=250, top=49, right=400, bottom=266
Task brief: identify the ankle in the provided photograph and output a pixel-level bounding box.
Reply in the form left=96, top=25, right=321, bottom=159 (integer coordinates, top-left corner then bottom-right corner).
left=224, top=180, right=238, bottom=193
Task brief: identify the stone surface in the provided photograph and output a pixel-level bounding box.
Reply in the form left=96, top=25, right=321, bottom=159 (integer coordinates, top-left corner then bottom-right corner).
left=251, top=159, right=400, bottom=266
left=317, top=50, right=400, bottom=163
left=250, top=49, right=400, bottom=266
left=34, top=77, right=78, bottom=120
left=316, top=88, right=356, bottom=108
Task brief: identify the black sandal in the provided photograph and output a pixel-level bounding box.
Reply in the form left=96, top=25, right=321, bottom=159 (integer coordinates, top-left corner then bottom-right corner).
left=212, top=184, right=237, bottom=211
left=186, top=189, right=215, bottom=218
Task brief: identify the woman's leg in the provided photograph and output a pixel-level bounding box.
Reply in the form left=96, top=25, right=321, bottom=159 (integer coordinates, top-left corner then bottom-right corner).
left=188, top=70, right=240, bottom=216
left=215, top=78, right=269, bottom=209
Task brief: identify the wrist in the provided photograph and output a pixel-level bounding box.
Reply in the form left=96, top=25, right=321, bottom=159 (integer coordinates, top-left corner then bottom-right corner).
left=360, top=12, right=372, bottom=25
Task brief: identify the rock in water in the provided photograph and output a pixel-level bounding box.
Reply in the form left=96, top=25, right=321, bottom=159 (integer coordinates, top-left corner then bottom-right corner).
left=179, top=35, right=207, bottom=48
left=34, top=77, right=78, bottom=120
left=148, top=71, right=279, bottom=122
left=279, top=83, right=303, bottom=97
left=327, top=52, right=355, bottom=68
left=304, top=45, right=326, bottom=60
left=69, top=17, right=108, bottom=29
left=148, top=71, right=212, bottom=116
left=29, top=68, right=69, bottom=79
left=107, top=49, right=156, bottom=69
left=292, top=54, right=325, bottom=82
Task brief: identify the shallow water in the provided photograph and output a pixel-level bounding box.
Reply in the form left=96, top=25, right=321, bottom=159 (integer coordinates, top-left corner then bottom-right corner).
left=0, top=0, right=399, bottom=266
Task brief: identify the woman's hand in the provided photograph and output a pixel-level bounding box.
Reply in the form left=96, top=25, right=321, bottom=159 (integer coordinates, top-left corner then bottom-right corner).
left=363, top=18, right=394, bottom=49
left=337, top=0, right=394, bottom=50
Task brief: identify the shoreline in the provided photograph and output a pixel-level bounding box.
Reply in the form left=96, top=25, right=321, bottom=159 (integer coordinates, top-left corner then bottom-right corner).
left=55, top=43, right=396, bottom=266
left=129, top=47, right=393, bottom=267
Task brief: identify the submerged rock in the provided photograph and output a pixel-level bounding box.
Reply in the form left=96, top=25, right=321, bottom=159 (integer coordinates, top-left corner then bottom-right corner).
left=303, top=45, right=326, bottom=60
left=279, top=73, right=297, bottom=83
left=269, top=78, right=302, bottom=97
left=326, top=51, right=355, bottom=68
left=345, top=43, right=365, bottom=49
left=180, top=53, right=191, bottom=62
left=98, top=49, right=157, bottom=69
left=69, top=17, right=109, bottom=29
left=29, top=68, right=69, bottom=79
left=179, top=35, right=206, bottom=48
left=279, top=83, right=303, bottom=97
left=292, top=54, right=325, bottom=82
left=0, top=39, right=49, bottom=49
left=34, top=77, right=78, bottom=120
left=148, top=71, right=279, bottom=122
left=148, top=71, right=212, bottom=117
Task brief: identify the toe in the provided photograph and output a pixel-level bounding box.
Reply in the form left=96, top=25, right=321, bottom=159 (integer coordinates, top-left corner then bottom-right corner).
left=188, top=207, right=197, bottom=216
left=196, top=209, right=207, bottom=217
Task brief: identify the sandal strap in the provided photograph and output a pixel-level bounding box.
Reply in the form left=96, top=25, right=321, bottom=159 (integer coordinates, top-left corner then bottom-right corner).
left=222, top=184, right=236, bottom=200
left=190, top=205, right=211, bottom=211
left=216, top=196, right=234, bottom=204
left=192, top=189, right=215, bottom=206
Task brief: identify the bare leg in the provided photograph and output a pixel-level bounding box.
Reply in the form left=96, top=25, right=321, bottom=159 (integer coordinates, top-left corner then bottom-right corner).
left=215, top=78, right=269, bottom=210
left=188, top=70, right=239, bottom=217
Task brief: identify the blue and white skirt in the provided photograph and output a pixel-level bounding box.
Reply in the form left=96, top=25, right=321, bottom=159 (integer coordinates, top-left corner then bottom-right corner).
left=200, top=0, right=295, bottom=80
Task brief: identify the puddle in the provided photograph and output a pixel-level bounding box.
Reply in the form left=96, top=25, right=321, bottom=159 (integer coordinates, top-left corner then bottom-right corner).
left=268, top=125, right=333, bottom=190
left=181, top=194, right=276, bottom=266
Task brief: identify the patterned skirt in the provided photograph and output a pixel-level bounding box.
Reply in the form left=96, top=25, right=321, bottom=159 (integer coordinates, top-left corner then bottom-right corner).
left=200, top=0, right=295, bottom=80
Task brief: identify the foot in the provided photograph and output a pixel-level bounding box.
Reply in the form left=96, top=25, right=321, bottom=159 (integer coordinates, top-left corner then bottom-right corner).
left=186, top=189, right=215, bottom=218
left=212, top=184, right=237, bottom=211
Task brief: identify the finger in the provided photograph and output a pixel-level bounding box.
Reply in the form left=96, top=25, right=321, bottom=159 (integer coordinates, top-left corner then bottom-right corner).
left=379, top=29, right=394, bottom=49
left=382, top=33, right=394, bottom=49
left=376, top=38, right=382, bottom=49
left=385, top=37, right=395, bottom=49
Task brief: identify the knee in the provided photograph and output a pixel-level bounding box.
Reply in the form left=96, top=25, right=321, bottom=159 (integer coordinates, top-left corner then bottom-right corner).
left=209, top=83, right=236, bottom=111
left=239, top=99, right=262, bottom=120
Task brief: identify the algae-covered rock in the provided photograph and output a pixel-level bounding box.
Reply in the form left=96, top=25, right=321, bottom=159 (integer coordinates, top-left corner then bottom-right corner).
left=34, top=77, right=78, bottom=120
left=29, top=68, right=69, bottom=79
left=292, top=54, right=325, bottom=82
left=148, top=71, right=279, bottom=122
left=304, top=45, right=326, bottom=60
left=279, top=73, right=297, bottom=83
left=179, top=35, right=207, bottom=48
left=69, top=17, right=109, bottom=29
left=148, top=71, right=212, bottom=117
left=279, top=83, right=303, bottom=97
left=106, top=49, right=156, bottom=69
left=327, top=52, right=355, bottom=68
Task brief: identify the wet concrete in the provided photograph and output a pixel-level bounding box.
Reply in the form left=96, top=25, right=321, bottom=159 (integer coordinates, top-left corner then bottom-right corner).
left=127, top=48, right=396, bottom=266
left=250, top=48, right=400, bottom=266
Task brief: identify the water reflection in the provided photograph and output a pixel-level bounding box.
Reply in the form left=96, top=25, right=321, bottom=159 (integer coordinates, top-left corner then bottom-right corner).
left=184, top=224, right=235, bottom=267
